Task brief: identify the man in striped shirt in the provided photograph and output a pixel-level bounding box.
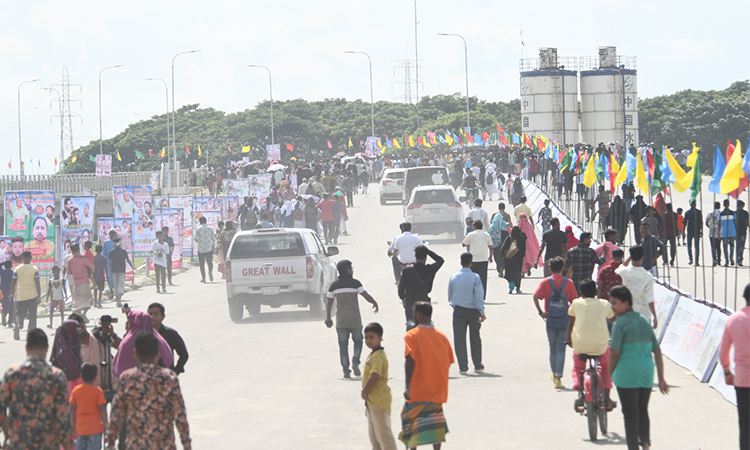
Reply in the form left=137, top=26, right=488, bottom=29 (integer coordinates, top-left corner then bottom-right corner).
left=325, top=260, right=379, bottom=379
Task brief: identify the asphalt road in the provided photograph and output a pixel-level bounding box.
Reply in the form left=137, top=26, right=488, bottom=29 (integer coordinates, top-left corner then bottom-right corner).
left=0, top=185, right=740, bottom=449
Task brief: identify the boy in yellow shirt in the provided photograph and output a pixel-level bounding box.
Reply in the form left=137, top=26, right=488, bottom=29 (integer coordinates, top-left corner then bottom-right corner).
left=361, top=322, right=397, bottom=450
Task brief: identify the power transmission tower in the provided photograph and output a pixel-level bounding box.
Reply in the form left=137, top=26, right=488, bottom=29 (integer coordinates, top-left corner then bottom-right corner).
left=51, top=66, right=81, bottom=173
left=392, top=60, right=420, bottom=104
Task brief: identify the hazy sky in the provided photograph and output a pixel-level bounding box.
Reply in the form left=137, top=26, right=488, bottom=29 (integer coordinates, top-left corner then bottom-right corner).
left=0, top=0, right=746, bottom=174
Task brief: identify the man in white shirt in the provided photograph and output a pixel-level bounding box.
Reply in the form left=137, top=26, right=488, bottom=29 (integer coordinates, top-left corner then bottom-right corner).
left=467, top=199, right=490, bottom=230
left=391, top=222, right=424, bottom=276
left=615, top=245, right=657, bottom=329
left=151, top=231, right=170, bottom=294
left=462, top=220, right=494, bottom=299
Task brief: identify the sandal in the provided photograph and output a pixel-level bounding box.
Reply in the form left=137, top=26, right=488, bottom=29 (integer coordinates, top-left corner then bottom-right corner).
left=606, top=400, right=617, bottom=412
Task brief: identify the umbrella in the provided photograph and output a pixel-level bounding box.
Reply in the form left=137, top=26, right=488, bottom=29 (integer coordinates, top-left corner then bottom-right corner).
left=354, top=152, right=366, bottom=157
left=267, top=163, right=286, bottom=172
left=250, top=160, right=263, bottom=165
left=333, top=152, right=346, bottom=158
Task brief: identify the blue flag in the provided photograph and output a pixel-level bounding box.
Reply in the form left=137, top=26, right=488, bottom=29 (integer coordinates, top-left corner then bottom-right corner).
left=512, top=134, right=520, bottom=145
left=744, top=137, right=750, bottom=175
left=474, top=133, right=484, bottom=145
left=708, top=144, right=726, bottom=194
left=625, top=151, right=637, bottom=181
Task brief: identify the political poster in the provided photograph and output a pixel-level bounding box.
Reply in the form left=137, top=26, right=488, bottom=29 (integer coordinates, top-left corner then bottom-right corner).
left=221, top=178, right=249, bottom=197
left=150, top=208, right=183, bottom=270
left=0, top=236, right=13, bottom=265
left=192, top=210, right=222, bottom=258
left=97, top=217, right=135, bottom=281
left=150, top=172, right=160, bottom=190
left=60, top=196, right=96, bottom=251
left=193, top=196, right=221, bottom=212
left=4, top=191, right=56, bottom=274
left=114, top=186, right=155, bottom=256
left=248, top=174, right=273, bottom=203
left=266, top=144, right=280, bottom=161
left=154, top=196, right=193, bottom=258
left=289, top=174, right=298, bottom=190
left=96, top=154, right=112, bottom=178
left=220, top=196, right=240, bottom=223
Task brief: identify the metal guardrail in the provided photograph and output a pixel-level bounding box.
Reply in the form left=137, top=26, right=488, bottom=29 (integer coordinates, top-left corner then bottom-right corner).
left=0, top=170, right=190, bottom=197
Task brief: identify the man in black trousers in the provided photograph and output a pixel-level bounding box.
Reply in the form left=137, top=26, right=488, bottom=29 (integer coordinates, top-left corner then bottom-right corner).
left=398, top=246, right=444, bottom=330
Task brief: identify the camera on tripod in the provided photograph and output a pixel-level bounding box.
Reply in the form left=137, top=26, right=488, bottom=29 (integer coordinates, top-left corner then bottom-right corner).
left=92, top=315, right=118, bottom=343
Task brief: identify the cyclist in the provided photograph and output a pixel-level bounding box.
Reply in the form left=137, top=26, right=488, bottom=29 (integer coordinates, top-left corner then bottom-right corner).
left=461, top=168, right=479, bottom=204
left=566, top=278, right=616, bottom=412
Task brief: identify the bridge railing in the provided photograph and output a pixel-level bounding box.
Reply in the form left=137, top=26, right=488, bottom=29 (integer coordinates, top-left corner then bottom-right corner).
left=0, top=170, right=190, bottom=197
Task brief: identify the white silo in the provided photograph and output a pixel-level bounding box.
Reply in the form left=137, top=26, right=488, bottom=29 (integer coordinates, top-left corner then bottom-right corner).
left=519, top=48, right=579, bottom=145
left=579, top=46, right=638, bottom=147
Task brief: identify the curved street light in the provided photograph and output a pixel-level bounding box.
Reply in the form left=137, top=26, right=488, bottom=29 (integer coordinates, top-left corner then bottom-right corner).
left=247, top=65, right=275, bottom=146
left=344, top=51, right=375, bottom=140
left=438, top=33, right=470, bottom=132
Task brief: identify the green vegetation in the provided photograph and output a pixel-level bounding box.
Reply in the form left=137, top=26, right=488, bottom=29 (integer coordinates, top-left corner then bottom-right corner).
left=64, top=81, right=750, bottom=173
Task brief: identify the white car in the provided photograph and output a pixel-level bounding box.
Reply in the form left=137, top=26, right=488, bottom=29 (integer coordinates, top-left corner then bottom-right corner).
left=224, top=228, right=339, bottom=321
left=379, top=168, right=405, bottom=204
left=404, top=185, right=464, bottom=241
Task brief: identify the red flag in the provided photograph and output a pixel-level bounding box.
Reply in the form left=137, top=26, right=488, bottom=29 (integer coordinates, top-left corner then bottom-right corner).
left=417, top=137, right=424, bottom=146
left=359, top=140, right=364, bottom=148
left=523, top=134, right=532, bottom=148
left=149, top=149, right=153, bottom=157
left=467, top=134, right=474, bottom=144
left=327, top=140, right=332, bottom=149
left=536, top=138, right=544, bottom=152
left=482, top=132, right=490, bottom=142
left=186, top=146, right=190, bottom=155
left=54, top=158, right=57, bottom=166
left=458, top=134, right=464, bottom=145
left=228, top=146, right=232, bottom=153
left=727, top=140, right=749, bottom=198
left=497, top=124, right=504, bottom=133
left=286, top=143, right=294, bottom=152
left=8, top=159, right=11, bottom=168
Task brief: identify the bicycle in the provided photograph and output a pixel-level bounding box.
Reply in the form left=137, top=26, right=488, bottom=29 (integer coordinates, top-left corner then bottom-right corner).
left=464, top=187, right=479, bottom=206
left=574, top=354, right=607, bottom=441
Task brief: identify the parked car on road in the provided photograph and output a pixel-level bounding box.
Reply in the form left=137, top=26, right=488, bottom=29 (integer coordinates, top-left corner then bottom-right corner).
left=404, top=185, right=464, bottom=241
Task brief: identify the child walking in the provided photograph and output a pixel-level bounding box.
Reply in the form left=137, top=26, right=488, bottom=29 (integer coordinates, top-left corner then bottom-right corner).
left=46, top=265, right=67, bottom=329
left=92, top=245, right=107, bottom=308
left=70, top=363, right=107, bottom=449
left=361, top=322, right=397, bottom=450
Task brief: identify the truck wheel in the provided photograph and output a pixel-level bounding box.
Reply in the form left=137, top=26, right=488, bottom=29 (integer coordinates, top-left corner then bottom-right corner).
left=246, top=301, right=261, bottom=316
left=228, top=299, right=244, bottom=322
left=310, top=283, right=326, bottom=316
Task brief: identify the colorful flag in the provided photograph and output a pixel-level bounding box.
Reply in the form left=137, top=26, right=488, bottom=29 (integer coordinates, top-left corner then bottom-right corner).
left=583, top=152, right=597, bottom=188
left=89, top=155, right=97, bottom=162
left=348, top=138, right=353, bottom=148
left=286, top=143, right=294, bottom=152
left=160, top=148, right=166, bottom=158
left=359, top=140, right=364, bottom=148
left=721, top=139, right=744, bottom=194
left=743, top=137, right=750, bottom=175
left=727, top=140, right=749, bottom=198
left=197, top=145, right=202, bottom=156
left=54, top=158, right=57, bottom=166
left=116, top=152, right=122, bottom=162
left=327, top=140, right=332, bottom=149
left=708, top=144, right=726, bottom=194
left=186, top=146, right=190, bottom=156
left=664, top=148, right=690, bottom=192
left=482, top=132, right=490, bottom=143
left=149, top=149, right=153, bottom=157
left=135, top=150, right=145, bottom=159
left=499, top=133, right=507, bottom=146
left=689, top=149, right=702, bottom=203
left=651, top=151, right=667, bottom=195
left=427, top=131, right=436, bottom=144
left=417, top=137, right=424, bottom=146
left=8, top=159, right=10, bottom=168
left=242, top=146, right=251, bottom=153
left=634, top=153, right=649, bottom=194
left=394, top=138, right=401, bottom=149
left=228, top=146, right=232, bottom=153
left=408, top=136, right=415, bottom=147
left=497, top=124, right=504, bottom=133
left=445, top=132, right=454, bottom=146
left=614, top=159, right=628, bottom=186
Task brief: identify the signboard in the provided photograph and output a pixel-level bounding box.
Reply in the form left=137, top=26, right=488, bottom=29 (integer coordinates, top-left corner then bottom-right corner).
left=97, top=217, right=134, bottom=281
left=60, top=196, right=96, bottom=258
left=150, top=208, right=183, bottom=270
left=221, top=178, right=249, bottom=197
left=154, top=196, right=193, bottom=258
left=96, top=154, right=112, bottom=178
left=248, top=174, right=273, bottom=202
left=266, top=144, right=280, bottom=161
left=192, top=210, right=222, bottom=258
left=0, top=236, right=13, bottom=265
left=653, top=284, right=680, bottom=342
left=3, top=191, right=56, bottom=274
left=660, top=297, right=713, bottom=369
left=220, top=196, right=240, bottom=223
left=113, top=186, right=155, bottom=256
left=193, top=196, right=220, bottom=212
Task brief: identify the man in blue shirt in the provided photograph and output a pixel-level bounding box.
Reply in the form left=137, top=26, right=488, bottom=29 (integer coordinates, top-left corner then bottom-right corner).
left=720, top=199, right=737, bottom=266
left=102, top=230, right=117, bottom=299
left=448, top=253, right=486, bottom=375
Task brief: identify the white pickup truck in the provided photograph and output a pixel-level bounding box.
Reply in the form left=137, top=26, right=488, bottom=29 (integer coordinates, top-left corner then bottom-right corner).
left=224, top=228, right=339, bottom=321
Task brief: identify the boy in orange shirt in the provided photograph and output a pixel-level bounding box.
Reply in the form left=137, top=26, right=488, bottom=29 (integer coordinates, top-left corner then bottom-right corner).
left=70, top=362, right=107, bottom=449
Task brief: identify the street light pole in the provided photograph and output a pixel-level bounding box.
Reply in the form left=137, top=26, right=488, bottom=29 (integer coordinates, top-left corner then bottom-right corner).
left=18, top=78, right=41, bottom=178
left=172, top=50, right=201, bottom=186
left=99, top=65, right=124, bottom=155
left=344, top=51, right=375, bottom=140
left=247, top=65, right=274, bottom=146
left=41, top=87, right=64, bottom=173
left=414, top=0, right=420, bottom=127
left=438, top=33, right=470, bottom=132
left=145, top=78, right=170, bottom=176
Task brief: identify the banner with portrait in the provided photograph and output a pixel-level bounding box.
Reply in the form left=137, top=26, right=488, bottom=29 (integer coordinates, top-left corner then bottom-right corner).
left=221, top=179, right=249, bottom=197
left=247, top=174, right=273, bottom=203
left=154, top=195, right=193, bottom=258
left=60, top=196, right=96, bottom=254
left=96, top=155, right=112, bottom=178
left=114, top=186, right=155, bottom=256
left=193, top=196, right=220, bottom=213
left=192, top=210, right=222, bottom=258
left=97, top=217, right=134, bottom=281
left=149, top=208, right=183, bottom=270
left=266, top=144, right=281, bottom=161
left=220, top=196, right=240, bottom=223
left=3, top=191, right=56, bottom=274
left=0, top=236, right=14, bottom=266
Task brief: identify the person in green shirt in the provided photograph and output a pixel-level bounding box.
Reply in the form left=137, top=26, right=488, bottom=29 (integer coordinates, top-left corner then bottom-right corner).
left=608, top=286, right=669, bottom=450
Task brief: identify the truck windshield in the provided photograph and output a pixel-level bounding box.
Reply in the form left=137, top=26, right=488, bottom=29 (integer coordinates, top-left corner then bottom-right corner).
left=230, top=233, right=306, bottom=259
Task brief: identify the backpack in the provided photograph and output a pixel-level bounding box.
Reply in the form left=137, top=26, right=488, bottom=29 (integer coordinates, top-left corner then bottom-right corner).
left=305, top=184, right=316, bottom=195
left=486, top=172, right=494, bottom=185
left=294, top=203, right=304, bottom=221
left=546, top=277, right=570, bottom=330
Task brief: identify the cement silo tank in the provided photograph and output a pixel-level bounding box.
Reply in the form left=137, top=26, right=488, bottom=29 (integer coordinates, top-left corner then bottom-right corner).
left=519, top=48, right=579, bottom=145
left=579, top=46, right=638, bottom=147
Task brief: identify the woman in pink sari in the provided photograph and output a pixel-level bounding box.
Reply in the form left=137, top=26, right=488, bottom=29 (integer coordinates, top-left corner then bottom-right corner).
left=518, top=213, right=542, bottom=275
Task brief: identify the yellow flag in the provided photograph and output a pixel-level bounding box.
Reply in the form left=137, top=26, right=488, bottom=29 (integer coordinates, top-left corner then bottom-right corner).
left=348, top=138, right=353, bottom=148
left=424, top=139, right=432, bottom=148
left=664, top=148, right=690, bottom=192
left=394, top=138, right=401, bottom=149
left=377, top=139, right=383, bottom=149
left=408, top=136, right=415, bottom=147
left=721, top=139, right=743, bottom=194
left=610, top=154, right=620, bottom=174
left=71, top=156, right=77, bottom=163
left=687, top=142, right=699, bottom=168
left=583, top=153, right=597, bottom=187
left=634, top=153, right=648, bottom=194
left=198, top=145, right=202, bottom=156
left=242, top=146, right=251, bottom=153
left=446, top=133, right=454, bottom=145
left=116, top=152, right=122, bottom=162
left=614, top=160, right=628, bottom=186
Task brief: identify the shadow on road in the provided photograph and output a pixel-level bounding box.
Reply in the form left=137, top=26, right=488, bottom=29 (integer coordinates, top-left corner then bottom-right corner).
left=238, top=310, right=322, bottom=324
left=587, top=431, right=625, bottom=445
